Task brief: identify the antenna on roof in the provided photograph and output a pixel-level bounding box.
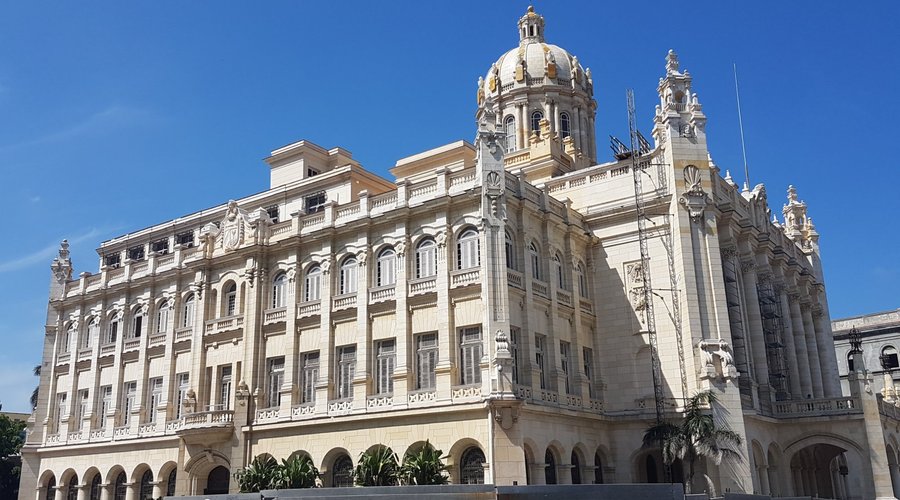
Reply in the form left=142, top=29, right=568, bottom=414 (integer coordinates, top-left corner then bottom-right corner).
left=733, top=63, right=751, bottom=191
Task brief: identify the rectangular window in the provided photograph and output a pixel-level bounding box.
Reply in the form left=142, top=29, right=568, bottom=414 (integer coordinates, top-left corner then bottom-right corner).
left=107, top=319, right=118, bottom=344
left=77, top=389, right=89, bottom=427
left=219, top=366, right=232, bottom=411
left=175, top=231, right=194, bottom=248
left=55, top=392, right=67, bottom=432
left=104, top=253, right=121, bottom=269
left=535, top=334, right=546, bottom=390
left=127, top=245, right=145, bottom=261
left=583, top=347, right=595, bottom=399
left=151, top=238, right=169, bottom=255
left=337, top=345, right=356, bottom=399
left=301, top=352, right=319, bottom=404
left=305, top=192, right=326, bottom=214
left=375, top=340, right=395, bottom=395
left=175, top=373, right=189, bottom=419
left=510, top=327, right=520, bottom=385
left=132, top=315, right=143, bottom=338
left=122, top=381, right=136, bottom=426
left=307, top=167, right=320, bottom=177
left=226, top=290, right=237, bottom=316
left=99, top=385, right=112, bottom=429
left=267, top=357, right=285, bottom=408
left=148, top=378, right=163, bottom=423
left=182, top=299, right=195, bottom=329
left=459, top=326, right=483, bottom=386
left=416, top=333, right=438, bottom=390
left=265, top=205, right=280, bottom=223
left=560, top=341, right=571, bottom=394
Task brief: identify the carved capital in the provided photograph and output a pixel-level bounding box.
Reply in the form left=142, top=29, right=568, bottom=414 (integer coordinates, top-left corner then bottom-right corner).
left=740, top=259, right=756, bottom=273
left=721, top=246, right=738, bottom=260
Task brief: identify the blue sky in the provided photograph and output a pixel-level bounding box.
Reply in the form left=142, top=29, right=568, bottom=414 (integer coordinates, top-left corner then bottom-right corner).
left=1, top=2, right=898, bottom=412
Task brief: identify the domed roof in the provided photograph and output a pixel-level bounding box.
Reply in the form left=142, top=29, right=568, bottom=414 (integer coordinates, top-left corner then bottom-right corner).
left=482, top=6, right=591, bottom=95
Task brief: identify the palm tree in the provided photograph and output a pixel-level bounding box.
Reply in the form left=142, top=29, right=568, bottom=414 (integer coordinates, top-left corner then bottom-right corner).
left=273, top=454, right=320, bottom=489
left=30, top=365, right=40, bottom=410
left=233, top=455, right=279, bottom=492
left=399, top=441, right=449, bottom=485
left=353, top=445, right=399, bottom=486
left=642, top=390, right=742, bottom=494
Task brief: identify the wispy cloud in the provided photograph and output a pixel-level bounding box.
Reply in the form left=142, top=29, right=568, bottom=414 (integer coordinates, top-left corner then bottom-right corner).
left=29, top=195, right=41, bottom=203
left=0, top=105, right=154, bottom=153
left=0, top=227, right=112, bottom=273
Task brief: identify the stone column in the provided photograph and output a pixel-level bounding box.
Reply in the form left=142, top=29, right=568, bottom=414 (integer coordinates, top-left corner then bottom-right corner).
left=811, top=307, right=841, bottom=397
left=740, top=259, right=771, bottom=406
left=279, top=262, right=300, bottom=416
left=316, top=253, right=334, bottom=412
left=848, top=351, right=896, bottom=499
left=76, top=483, right=87, bottom=500
left=776, top=286, right=802, bottom=398
left=758, top=464, right=771, bottom=495
left=517, top=103, right=526, bottom=150
left=787, top=292, right=814, bottom=398
left=123, top=482, right=135, bottom=500
left=54, top=485, right=65, bottom=500
left=435, top=225, right=454, bottom=401
left=394, top=236, right=410, bottom=404
left=354, top=245, right=371, bottom=409
left=800, top=303, right=824, bottom=398
left=99, top=483, right=111, bottom=500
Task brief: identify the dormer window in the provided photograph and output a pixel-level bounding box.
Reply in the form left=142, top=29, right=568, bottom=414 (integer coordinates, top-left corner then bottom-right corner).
left=175, top=231, right=195, bottom=248
left=151, top=239, right=169, bottom=255
left=127, top=245, right=145, bottom=261
left=104, top=253, right=121, bottom=269
left=305, top=192, right=327, bottom=214
left=266, top=205, right=280, bottom=223
left=307, top=167, right=319, bottom=177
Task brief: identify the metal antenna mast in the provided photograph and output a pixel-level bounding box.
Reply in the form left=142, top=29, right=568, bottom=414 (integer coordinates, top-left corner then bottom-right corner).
left=627, top=89, right=666, bottom=425
left=733, top=63, right=751, bottom=190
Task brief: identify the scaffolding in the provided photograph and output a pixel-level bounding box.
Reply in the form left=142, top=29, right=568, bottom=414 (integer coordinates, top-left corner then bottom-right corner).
left=722, top=256, right=752, bottom=402
left=756, top=281, right=790, bottom=401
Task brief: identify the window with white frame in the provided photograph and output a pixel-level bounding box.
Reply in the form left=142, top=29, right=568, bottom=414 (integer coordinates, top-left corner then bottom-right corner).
left=182, top=295, right=195, bottom=329
left=415, top=239, right=437, bottom=278
left=510, top=327, right=520, bottom=385
left=459, top=326, right=483, bottom=386
left=305, top=192, right=326, bottom=214
left=376, top=248, right=396, bottom=287
left=583, top=347, right=595, bottom=398
left=560, top=341, right=571, bottom=394
left=529, top=243, right=542, bottom=280
left=147, top=377, right=163, bottom=423
left=531, top=110, right=544, bottom=136
left=305, top=265, right=322, bottom=301
left=106, top=315, right=120, bottom=344
left=505, top=231, right=516, bottom=270
left=535, top=334, right=546, bottom=389
left=272, top=273, right=287, bottom=309
left=85, top=318, right=98, bottom=349
left=122, top=382, right=136, bottom=426
left=340, top=257, right=358, bottom=294
left=505, top=115, right=516, bottom=152
left=151, top=238, right=169, bottom=255
left=175, top=373, right=189, bottom=419
left=156, top=302, right=170, bottom=334
left=218, top=366, right=232, bottom=411
left=457, top=229, right=480, bottom=270
left=265, top=205, right=279, bottom=223
left=337, top=345, right=356, bottom=399
left=55, top=392, right=67, bottom=432
left=560, top=112, right=571, bottom=138
left=416, top=333, right=438, bottom=390
left=576, top=262, right=588, bottom=297
left=63, top=324, right=75, bottom=353
left=225, top=283, right=237, bottom=316
left=175, top=231, right=194, bottom=248
left=98, top=385, right=112, bottom=428
left=552, top=253, right=565, bottom=290
left=131, top=311, right=143, bottom=339
left=301, top=352, right=319, bottom=404
left=76, top=389, right=89, bottom=427
left=267, top=357, right=284, bottom=409
left=375, top=340, right=395, bottom=395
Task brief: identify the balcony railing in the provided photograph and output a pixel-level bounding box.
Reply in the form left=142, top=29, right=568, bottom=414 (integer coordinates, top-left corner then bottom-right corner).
left=579, top=299, right=593, bottom=314
left=366, top=395, right=393, bottom=410
left=333, top=294, right=357, bottom=310
left=451, top=385, right=482, bottom=401
left=328, top=399, right=353, bottom=415
left=56, top=352, right=71, bottom=365
left=556, top=290, right=573, bottom=307
left=174, top=327, right=193, bottom=342
left=772, top=396, right=860, bottom=418
left=205, top=315, right=244, bottom=335
left=297, top=300, right=321, bottom=318
left=148, top=332, right=166, bottom=347
left=263, top=307, right=287, bottom=325
left=409, top=277, right=436, bottom=295
left=408, top=389, right=437, bottom=405
left=177, top=409, right=234, bottom=431
left=450, top=269, right=480, bottom=288
left=369, top=285, right=396, bottom=303
left=123, top=338, right=141, bottom=351
left=99, top=343, right=116, bottom=356
left=77, top=348, right=92, bottom=361
left=532, top=280, right=548, bottom=298
left=291, top=403, right=316, bottom=419
left=507, top=270, right=524, bottom=289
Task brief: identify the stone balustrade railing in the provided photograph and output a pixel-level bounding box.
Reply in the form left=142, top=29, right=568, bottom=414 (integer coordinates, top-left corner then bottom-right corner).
left=772, top=396, right=860, bottom=418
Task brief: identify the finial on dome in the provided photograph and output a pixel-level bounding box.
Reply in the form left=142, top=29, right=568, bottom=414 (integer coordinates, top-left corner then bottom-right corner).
left=666, top=49, right=679, bottom=75
left=518, top=5, right=545, bottom=43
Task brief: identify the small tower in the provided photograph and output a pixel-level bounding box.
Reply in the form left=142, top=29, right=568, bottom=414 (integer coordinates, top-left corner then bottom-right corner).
left=652, top=49, right=707, bottom=149
left=517, top=6, right=545, bottom=44
left=49, top=240, right=72, bottom=300
left=781, top=186, right=809, bottom=245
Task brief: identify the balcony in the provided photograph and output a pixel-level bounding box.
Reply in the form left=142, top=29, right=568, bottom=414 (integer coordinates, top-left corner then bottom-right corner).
left=205, top=315, right=244, bottom=336
left=174, top=326, right=193, bottom=342
left=409, top=277, right=436, bottom=296
left=99, top=343, right=116, bottom=357
left=507, top=270, right=524, bottom=289
left=171, top=410, right=235, bottom=443
left=77, top=348, right=93, bottom=361
left=328, top=399, right=353, bottom=415
left=556, top=289, right=573, bottom=307
left=291, top=403, right=316, bottom=419
left=772, top=396, right=860, bottom=418
left=333, top=294, right=357, bottom=311
left=579, top=299, right=593, bottom=314
left=56, top=351, right=71, bottom=365
left=148, top=333, right=166, bottom=347
left=532, top=279, right=549, bottom=298
left=297, top=300, right=321, bottom=318
left=263, top=307, right=287, bottom=325
left=123, top=338, right=141, bottom=352
left=450, top=269, right=480, bottom=288
left=369, top=285, right=396, bottom=304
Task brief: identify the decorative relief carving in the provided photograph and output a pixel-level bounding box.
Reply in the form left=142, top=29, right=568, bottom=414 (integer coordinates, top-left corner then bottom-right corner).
left=357, top=250, right=368, bottom=267
left=678, top=165, right=710, bottom=223
left=757, top=272, right=772, bottom=285
left=221, top=200, right=246, bottom=251
left=740, top=260, right=756, bottom=273
left=624, top=261, right=648, bottom=326
left=698, top=339, right=737, bottom=380
left=721, top=246, right=738, bottom=260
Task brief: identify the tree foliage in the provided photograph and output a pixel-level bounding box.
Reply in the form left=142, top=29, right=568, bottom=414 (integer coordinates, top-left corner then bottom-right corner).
left=353, top=445, right=399, bottom=486
left=0, top=405, right=27, bottom=500
left=642, top=391, right=742, bottom=494
left=273, top=454, right=320, bottom=489
left=399, top=441, right=449, bottom=485
left=233, top=455, right=279, bottom=493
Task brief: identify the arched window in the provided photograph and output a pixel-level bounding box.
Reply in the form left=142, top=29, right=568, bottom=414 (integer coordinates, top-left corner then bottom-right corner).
left=272, top=272, right=287, bottom=309
left=66, top=475, right=78, bottom=500
left=529, top=243, right=541, bottom=280
left=594, top=452, right=604, bottom=484
left=576, top=262, right=588, bottom=297
left=552, top=253, right=565, bottom=289
left=107, top=314, right=120, bottom=344
left=85, top=318, right=99, bottom=349
left=114, top=472, right=127, bottom=500
left=182, top=294, right=195, bottom=329
left=305, top=265, right=322, bottom=302
left=460, top=447, right=486, bottom=484
left=139, top=470, right=153, bottom=500
left=505, top=231, right=516, bottom=270
left=340, top=257, right=358, bottom=295
left=45, top=476, right=55, bottom=500
left=560, top=112, right=571, bottom=138
left=571, top=451, right=581, bottom=484
left=131, top=310, right=143, bottom=339
left=225, top=283, right=237, bottom=316
left=531, top=110, right=544, bottom=136
left=457, top=229, right=480, bottom=270
left=332, top=455, right=353, bottom=487
left=166, top=469, right=176, bottom=496
left=505, top=116, right=517, bottom=152
left=415, top=239, right=437, bottom=279
left=376, top=247, right=396, bottom=287
left=90, top=474, right=102, bottom=500
left=61, top=323, right=75, bottom=353
left=545, top=449, right=557, bottom=484
left=883, top=346, right=899, bottom=370
left=156, top=301, right=170, bottom=334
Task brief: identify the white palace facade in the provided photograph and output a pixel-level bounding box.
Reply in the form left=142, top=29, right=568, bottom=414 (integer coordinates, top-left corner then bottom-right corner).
left=19, top=7, right=900, bottom=500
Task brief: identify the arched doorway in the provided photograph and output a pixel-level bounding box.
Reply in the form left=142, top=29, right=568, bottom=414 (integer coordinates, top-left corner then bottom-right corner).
left=139, top=470, right=153, bottom=500
left=571, top=451, right=582, bottom=484
left=166, top=469, right=177, bottom=496
left=332, top=455, right=353, bottom=487
left=113, top=472, right=127, bottom=500
left=205, top=466, right=229, bottom=494
left=635, top=450, right=683, bottom=485
left=44, top=475, right=56, bottom=500
left=544, top=449, right=557, bottom=485
left=460, top=447, right=486, bottom=485
left=66, top=475, right=78, bottom=500
left=594, top=451, right=604, bottom=484
left=790, top=443, right=849, bottom=498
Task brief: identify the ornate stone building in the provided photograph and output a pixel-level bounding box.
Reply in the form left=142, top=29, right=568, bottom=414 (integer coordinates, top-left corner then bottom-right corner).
left=18, top=7, right=900, bottom=500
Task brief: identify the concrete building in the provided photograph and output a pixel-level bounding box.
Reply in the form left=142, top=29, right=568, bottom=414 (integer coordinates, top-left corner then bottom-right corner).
left=18, top=7, right=900, bottom=500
